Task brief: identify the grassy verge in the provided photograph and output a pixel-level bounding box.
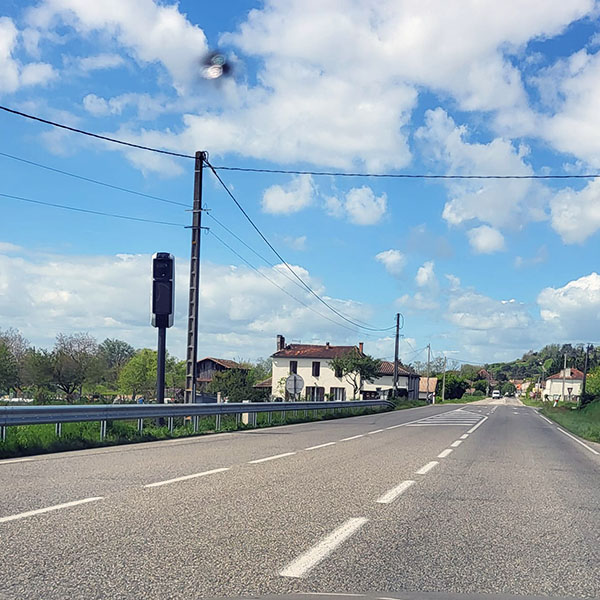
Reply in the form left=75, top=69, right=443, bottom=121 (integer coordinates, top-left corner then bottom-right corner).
left=392, top=398, right=428, bottom=409
left=0, top=404, right=392, bottom=459
left=540, top=400, right=600, bottom=443
left=520, top=397, right=546, bottom=408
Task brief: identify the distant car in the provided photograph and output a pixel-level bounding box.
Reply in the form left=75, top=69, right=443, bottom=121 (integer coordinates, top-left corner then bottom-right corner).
left=492, top=390, right=501, bottom=399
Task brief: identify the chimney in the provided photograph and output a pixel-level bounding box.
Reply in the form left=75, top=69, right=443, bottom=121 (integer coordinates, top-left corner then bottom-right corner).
left=326, top=342, right=330, bottom=349
left=359, top=342, right=364, bottom=354
left=276, top=334, right=285, bottom=351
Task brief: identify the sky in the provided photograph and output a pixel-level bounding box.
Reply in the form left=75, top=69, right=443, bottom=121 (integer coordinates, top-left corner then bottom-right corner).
left=2, top=1, right=600, bottom=366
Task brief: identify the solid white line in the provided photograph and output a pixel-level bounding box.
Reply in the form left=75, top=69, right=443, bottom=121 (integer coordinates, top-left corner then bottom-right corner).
left=450, top=440, right=463, bottom=448
left=376, top=480, right=416, bottom=504
left=467, top=416, right=488, bottom=434
left=415, top=461, right=438, bottom=475
left=367, top=429, right=384, bottom=435
left=460, top=434, right=469, bottom=440
left=248, top=452, right=296, bottom=464
left=144, top=467, right=230, bottom=488
left=305, top=442, right=336, bottom=451
left=0, top=497, right=103, bottom=524
left=556, top=427, right=600, bottom=456
left=539, top=414, right=553, bottom=424
left=339, top=434, right=364, bottom=441
left=279, top=517, right=368, bottom=578
left=0, top=457, right=33, bottom=465
left=407, top=423, right=478, bottom=427
left=438, top=448, right=453, bottom=458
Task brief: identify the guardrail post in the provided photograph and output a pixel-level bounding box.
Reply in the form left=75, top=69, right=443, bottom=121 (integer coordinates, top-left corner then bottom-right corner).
left=193, top=415, right=199, bottom=433
left=55, top=422, right=62, bottom=437
left=236, top=413, right=240, bottom=426
left=100, top=420, right=107, bottom=440
left=137, top=418, right=143, bottom=434
left=1, top=425, right=5, bottom=443
left=267, top=411, right=272, bottom=424
left=168, top=417, right=174, bottom=433
left=215, top=414, right=221, bottom=431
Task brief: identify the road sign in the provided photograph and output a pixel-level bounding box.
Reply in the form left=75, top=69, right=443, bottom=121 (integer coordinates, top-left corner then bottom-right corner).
left=567, top=387, right=573, bottom=394
left=285, top=374, right=304, bottom=397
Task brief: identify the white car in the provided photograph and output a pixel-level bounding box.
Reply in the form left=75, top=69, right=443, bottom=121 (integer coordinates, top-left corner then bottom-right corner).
left=492, top=390, right=501, bottom=399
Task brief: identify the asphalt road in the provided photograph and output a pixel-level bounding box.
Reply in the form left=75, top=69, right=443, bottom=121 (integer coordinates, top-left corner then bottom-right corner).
left=0, top=401, right=598, bottom=600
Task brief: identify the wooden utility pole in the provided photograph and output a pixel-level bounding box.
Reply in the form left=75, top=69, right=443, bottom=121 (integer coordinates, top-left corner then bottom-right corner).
left=393, top=313, right=400, bottom=396
left=581, top=344, right=591, bottom=407
left=441, top=356, right=447, bottom=403
left=184, top=151, right=206, bottom=404
left=426, top=344, right=431, bottom=404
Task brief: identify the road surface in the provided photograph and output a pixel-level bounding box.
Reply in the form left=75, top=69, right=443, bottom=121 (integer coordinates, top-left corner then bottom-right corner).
left=1, top=401, right=598, bottom=600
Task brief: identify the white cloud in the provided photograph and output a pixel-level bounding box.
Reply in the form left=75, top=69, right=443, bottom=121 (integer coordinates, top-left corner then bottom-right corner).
left=82, top=93, right=110, bottom=116
left=281, top=235, right=307, bottom=251
left=445, top=274, right=461, bottom=291
left=261, top=175, right=315, bottom=215
left=467, top=225, right=505, bottom=254
left=538, top=272, right=600, bottom=339
left=77, top=53, right=124, bottom=72
left=0, top=16, right=55, bottom=94
left=375, top=249, right=406, bottom=276
left=0, top=241, right=22, bottom=254
left=415, top=108, right=549, bottom=231
left=397, top=292, right=439, bottom=311
left=415, top=261, right=436, bottom=288
left=514, top=245, right=548, bottom=268
left=550, top=179, right=600, bottom=244
left=344, top=187, right=387, bottom=225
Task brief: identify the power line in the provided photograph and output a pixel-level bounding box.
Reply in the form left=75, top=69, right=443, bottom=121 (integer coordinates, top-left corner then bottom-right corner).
left=0, top=150, right=188, bottom=207
left=0, top=105, right=193, bottom=159
left=208, top=229, right=382, bottom=337
left=3, top=104, right=600, bottom=180
left=0, top=192, right=185, bottom=227
left=204, top=158, right=395, bottom=332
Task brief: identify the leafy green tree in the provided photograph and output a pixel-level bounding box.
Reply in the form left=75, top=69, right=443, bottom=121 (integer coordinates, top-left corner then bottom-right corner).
left=442, top=372, right=469, bottom=400
left=248, top=357, right=272, bottom=385
left=98, top=338, right=135, bottom=382
left=52, top=333, right=99, bottom=401
left=165, top=358, right=186, bottom=389
left=206, top=369, right=261, bottom=402
left=22, top=348, right=56, bottom=402
left=330, top=351, right=381, bottom=399
left=0, top=328, right=30, bottom=392
left=473, top=379, right=488, bottom=393
left=0, top=342, right=19, bottom=395
left=501, top=381, right=516, bottom=396
left=118, top=349, right=157, bottom=401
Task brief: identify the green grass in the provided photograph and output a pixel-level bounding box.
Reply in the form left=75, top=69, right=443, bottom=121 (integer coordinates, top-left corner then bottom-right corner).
left=0, top=404, right=394, bottom=459
left=520, top=396, right=546, bottom=408
left=392, top=398, right=428, bottom=410
left=541, top=400, right=600, bottom=443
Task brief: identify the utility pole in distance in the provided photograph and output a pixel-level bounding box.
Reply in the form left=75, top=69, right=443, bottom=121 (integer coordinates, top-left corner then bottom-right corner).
left=581, top=344, right=591, bottom=407
left=426, top=343, right=431, bottom=404
left=441, top=355, right=447, bottom=403
left=184, top=151, right=207, bottom=404
left=393, top=313, right=400, bottom=397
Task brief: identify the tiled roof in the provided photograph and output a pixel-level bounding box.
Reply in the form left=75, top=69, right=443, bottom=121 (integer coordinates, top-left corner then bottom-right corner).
left=272, top=344, right=359, bottom=359
left=547, top=368, right=584, bottom=380
left=419, top=377, right=438, bottom=393
left=378, top=360, right=417, bottom=376
left=253, top=376, right=272, bottom=389
left=197, top=357, right=249, bottom=370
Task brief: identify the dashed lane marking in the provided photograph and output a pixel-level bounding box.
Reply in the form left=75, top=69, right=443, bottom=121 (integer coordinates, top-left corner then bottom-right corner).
left=467, top=416, right=488, bottom=434
left=339, top=434, right=364, bottom=441
left=305, top=442, right=336, bottom=451
left=248, top=452, right=296, bottom=464
left=415, top=461, right=438, bottom=475
left=144, top=467, right=230, bottom=488
left=438, top=448, right=453, bottom=458
left=460, top=434, right=469, bottom=440
left=450, top=440, right=463, bottom=447
left=0, top=497, right=103, bottom=524
left=376, top=480, right=416, bottom=504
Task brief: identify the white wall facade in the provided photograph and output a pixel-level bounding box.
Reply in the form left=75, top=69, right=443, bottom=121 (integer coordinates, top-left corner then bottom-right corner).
left=271, top=357, right=357, bottom=400
left=362, top=374, right=409, bottom=392
left=544, top=378, right=582, bottom=400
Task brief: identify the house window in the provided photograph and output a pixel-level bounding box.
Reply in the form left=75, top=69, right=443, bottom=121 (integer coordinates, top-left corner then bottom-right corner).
left=305, top=386, right=325, bottom=402
left=334, top=366, right=343, bottom=378
left=329, top=387, right=346, bottom=401
left=312, top=361, right=320, bottom=377
left=289, top=360, right=298, bottom=374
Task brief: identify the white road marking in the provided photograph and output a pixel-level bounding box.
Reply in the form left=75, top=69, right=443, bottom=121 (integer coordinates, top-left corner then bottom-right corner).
left=0, top=457, right=33, bottom=465
left=438, top=448, right=453, bottom=458
left=339, top=434, right=364, bottom=441
left=376, top=480, right=416, bottom=504
left=144, top=467, right=230, bottom=488
left=0, top=497, right=103, bottom=524
left=467, top=416, right=488, bottom=434
left=450, top=440, right=463, bottom=447
left=460, top=434, right=469, bottom=440
left=279, top=517, right=368, bottom=578
left=385, top=424, right=403, bottom=429
left=248, top=452, right=296, bottom=464
left=305, top=442, right=336, bottom=451
left=556, top=427, right=600, bottom=456
left=367, top=429, right=384, bottom=435
left=539, top=415, right=553, bottom=424
left=415, top=461, right=438, bottom=475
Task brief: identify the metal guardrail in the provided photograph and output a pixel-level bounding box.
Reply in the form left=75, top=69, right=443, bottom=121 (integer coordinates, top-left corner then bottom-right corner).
left=0, top=400, right=393, bottom=441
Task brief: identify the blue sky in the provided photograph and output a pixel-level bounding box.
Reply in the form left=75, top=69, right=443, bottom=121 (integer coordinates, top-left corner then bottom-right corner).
left=2, top=0, right=600, bottom=365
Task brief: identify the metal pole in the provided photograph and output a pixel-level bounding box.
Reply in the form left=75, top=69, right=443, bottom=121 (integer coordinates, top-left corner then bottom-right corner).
left=560, top=352, right=567, bottom=404
left=157, top=326, right=166, bottom=404
left=184, top=151, right=205, bottom=404
left=426, top=344, right=431, bottom=404
left=581, top=344, right=590, bottom=404
left=393, top=313, right=400, bottom=396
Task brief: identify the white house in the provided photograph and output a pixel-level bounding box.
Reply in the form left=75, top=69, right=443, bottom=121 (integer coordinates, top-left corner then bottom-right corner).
left=543, top=368, right=583, bottom=402
left=362, top=361, right=420, bottom=400
left=271, top=335, right=359, bottom=401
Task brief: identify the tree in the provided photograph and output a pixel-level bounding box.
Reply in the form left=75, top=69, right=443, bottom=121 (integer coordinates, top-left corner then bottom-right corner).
left=98, top=338, right=135, bottom=382
left=207, top=369, right=261, bottom=402
left=52, top=333, right=99, bottom=401
left=443, top=372, right=469, bottom=400
left=247, top=357, right=272, bottom=385
left=22, top=348, right=55, bottom=403
left=118, top=349, right=157, bottom=401
left=473, top=379, right=488, bottom=393
left=0, top=328, right=30, bottom=392
left=329, top=351, right=381, bottom=399
left=0, top=342, right=19, bottom=395
left=501, top=381, right=516, bottom=396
